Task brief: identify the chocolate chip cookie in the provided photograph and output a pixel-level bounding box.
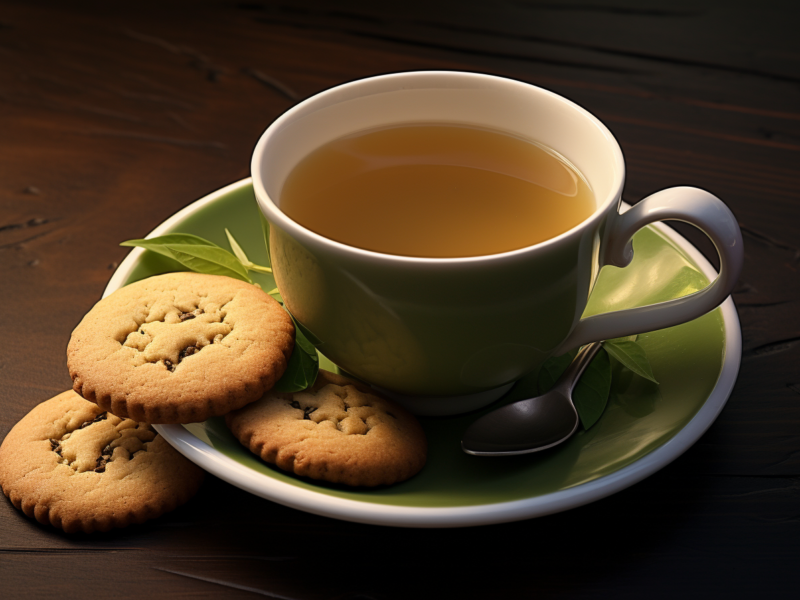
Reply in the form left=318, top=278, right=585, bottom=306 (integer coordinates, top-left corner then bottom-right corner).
left=0, top=390, right=204, bottom=533
left=225, top=370, right=427, bottom=487
left=67, top=272, right=295, bottom=424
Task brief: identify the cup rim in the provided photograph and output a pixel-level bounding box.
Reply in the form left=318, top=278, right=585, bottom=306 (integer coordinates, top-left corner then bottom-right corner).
left=251, top=70, right=626, bottom=264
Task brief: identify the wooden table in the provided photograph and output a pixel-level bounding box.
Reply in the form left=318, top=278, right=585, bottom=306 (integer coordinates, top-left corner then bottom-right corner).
left=2, top=1, right=798, bottom=597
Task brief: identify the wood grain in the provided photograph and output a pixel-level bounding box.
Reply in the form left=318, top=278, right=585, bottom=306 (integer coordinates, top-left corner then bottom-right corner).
left=1, top=1, right=798, bottom=598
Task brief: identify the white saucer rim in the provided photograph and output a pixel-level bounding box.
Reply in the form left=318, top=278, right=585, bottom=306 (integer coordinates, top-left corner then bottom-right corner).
left=104, top=178, right=741, bottom=528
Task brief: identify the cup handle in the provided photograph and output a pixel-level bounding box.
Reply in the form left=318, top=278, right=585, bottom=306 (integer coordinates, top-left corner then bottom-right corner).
left=555, top=186, right=743, bottom=353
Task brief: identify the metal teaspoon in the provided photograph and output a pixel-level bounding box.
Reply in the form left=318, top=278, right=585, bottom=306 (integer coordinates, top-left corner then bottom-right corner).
left=461, top=341, right=603, bottom=456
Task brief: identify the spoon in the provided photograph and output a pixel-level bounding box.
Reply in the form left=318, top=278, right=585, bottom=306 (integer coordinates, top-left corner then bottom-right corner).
left=461, top=341, right=603, bottom=456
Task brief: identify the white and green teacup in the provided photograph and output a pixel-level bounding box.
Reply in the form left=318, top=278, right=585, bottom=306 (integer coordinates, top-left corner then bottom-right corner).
left=251, top=71, right=743, bottom=415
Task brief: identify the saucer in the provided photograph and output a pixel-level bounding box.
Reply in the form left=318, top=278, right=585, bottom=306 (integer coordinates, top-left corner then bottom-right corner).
left=105, top=178, right=741, bottom=527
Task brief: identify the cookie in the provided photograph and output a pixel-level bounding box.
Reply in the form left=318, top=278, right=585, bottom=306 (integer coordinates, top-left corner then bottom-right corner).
left=0, top=390, right=204, bottom=533
left=68, top=272, right=295, bottom=424
left=225, top=370, right=427, bottom=487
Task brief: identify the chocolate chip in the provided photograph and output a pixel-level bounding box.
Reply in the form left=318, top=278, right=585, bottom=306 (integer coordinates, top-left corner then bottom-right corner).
left=287, top=399, right=317, bottom=419
left=164, top=359, right=175, bottom=372
left=179, top=308, right=204, bottom=322
left=94, top=455, right=109, bottom=473
left=178, top=345, right=200, bottom=362
left=78, top=412, right=107, bottom=429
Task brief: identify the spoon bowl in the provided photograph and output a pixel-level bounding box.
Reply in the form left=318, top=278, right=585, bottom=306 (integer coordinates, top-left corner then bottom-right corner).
left=461, top=342, right=602, bottom=456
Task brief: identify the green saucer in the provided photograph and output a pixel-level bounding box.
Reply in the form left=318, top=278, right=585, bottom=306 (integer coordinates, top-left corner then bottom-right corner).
left=108, top=179, right=739, bottom=526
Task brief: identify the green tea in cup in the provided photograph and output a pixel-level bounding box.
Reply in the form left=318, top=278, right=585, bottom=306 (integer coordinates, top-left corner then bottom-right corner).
left=280, top=124, right=595, bottom=258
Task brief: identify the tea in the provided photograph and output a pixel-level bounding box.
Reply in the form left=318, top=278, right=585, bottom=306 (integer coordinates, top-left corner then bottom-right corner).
left=280, top=124, right=595, bottom=258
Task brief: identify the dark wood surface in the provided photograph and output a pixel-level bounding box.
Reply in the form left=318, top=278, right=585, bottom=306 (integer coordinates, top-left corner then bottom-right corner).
left=1, top=1, right=798, bottom=598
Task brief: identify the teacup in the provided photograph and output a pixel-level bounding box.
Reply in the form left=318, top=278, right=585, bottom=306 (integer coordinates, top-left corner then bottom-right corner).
left=251, top=71, right=743, bottom=415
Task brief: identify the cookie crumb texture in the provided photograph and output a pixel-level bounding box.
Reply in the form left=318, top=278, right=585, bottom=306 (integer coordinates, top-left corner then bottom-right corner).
left=226, top=370, right=427, bottom=487
left=67, top=272, right=295, bottom=423
left=0, top=391, right=204, bottom=533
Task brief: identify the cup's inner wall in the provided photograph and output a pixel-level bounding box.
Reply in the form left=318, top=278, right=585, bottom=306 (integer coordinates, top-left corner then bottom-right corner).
left=257, top=74, right=622, bottom=225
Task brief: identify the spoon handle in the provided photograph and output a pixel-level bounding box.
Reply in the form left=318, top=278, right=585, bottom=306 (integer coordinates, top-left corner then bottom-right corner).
left=552, top=341, right=604, bottom=395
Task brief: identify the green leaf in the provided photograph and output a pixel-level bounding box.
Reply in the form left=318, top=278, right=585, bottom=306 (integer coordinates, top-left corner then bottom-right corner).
left=286, top=311, right=322, bottom=350
left=246, top=263, right=273, bottom=274
left=225, top=228, right=251, bottom=266
left=273, top=325, right=319, bottom=392
left=293, top=317, right=322, bottom=347
left=273, top=346, right=319, bottom=392
left=121, top=233, right=219, bottom=250
left=538, top=347, right=612, bottom=430
left=572, top=348, right=612, bottom=430
left=272, top=311, right=322, bottom=392
left=604, top=340, right=658, bottom=384
left=121, top=234, right=249, bottom=280
left=121, top=234, right=219, bottom=262
left=290, top=317, right=317, bottom=356
left=225, top=227, right=272, bottom=274
left=164, top=243, right=252, bottom=283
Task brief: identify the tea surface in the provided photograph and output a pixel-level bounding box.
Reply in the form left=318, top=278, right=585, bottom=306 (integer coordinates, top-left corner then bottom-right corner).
left=280, top=124, right=595, bottom=258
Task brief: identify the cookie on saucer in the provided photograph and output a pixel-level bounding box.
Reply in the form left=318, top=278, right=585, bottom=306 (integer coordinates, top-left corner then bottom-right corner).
left=0, top=390, right=205, bottom=533
left=67, top=272, right=294, bottom=424
left=225, top=370, right=427, bottom=487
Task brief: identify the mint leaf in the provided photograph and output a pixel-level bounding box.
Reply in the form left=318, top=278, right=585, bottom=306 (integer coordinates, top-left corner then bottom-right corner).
left=273, top=323, right=319, bottom=392
left=121, top=233, right=218, bottom=261
left=293, top=317, right=322, bottom=347
left=121, top=233, right=219, bottom=249
left=225, top=228, right=251, bottom=266
left=121, top=235, right=250, bottom=282
left=272, top=311, right=320, bottom=393
left=604, top=340, right=658, bottom=384
left=287, top=313, right=318, bottom=354
left=225, top=228, right=272, bottom=274
left=164, top=243, right=251, bottom=283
